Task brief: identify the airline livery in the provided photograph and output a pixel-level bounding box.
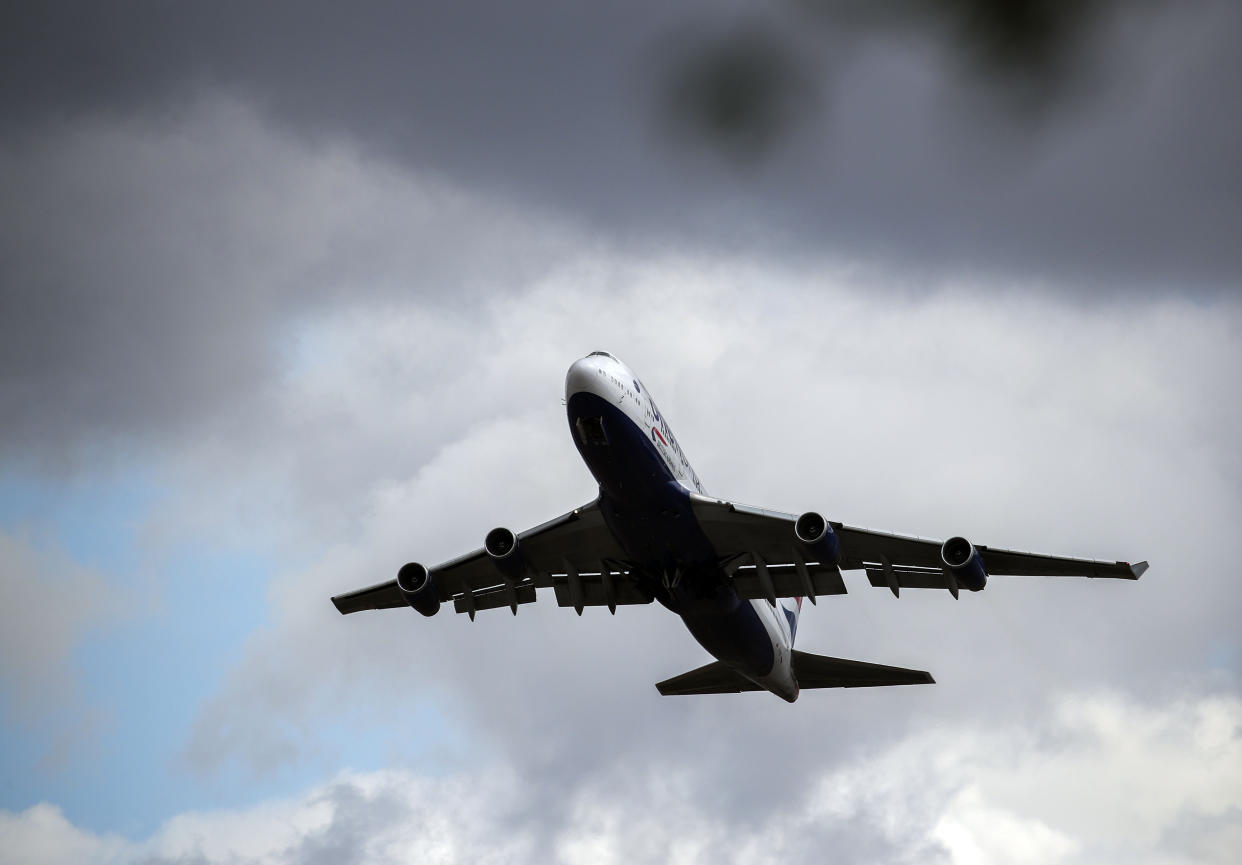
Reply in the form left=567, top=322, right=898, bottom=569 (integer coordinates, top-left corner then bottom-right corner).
left=333, top=352, right=1147, bottom=701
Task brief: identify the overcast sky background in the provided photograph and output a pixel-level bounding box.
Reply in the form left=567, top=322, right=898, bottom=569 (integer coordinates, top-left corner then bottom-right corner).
left=1, top=2, right=1240, bottom=863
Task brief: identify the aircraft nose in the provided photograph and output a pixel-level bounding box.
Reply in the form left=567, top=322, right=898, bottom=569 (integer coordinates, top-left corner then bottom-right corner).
left=565, top=356, right=601, bottom=401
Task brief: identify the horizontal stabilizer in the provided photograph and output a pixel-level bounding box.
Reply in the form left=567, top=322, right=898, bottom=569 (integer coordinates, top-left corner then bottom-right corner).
left=655, top=661, right=761, bottom=696
left=655, top=651, right=935, bottom=696
left=791, top=650, right=934, bottom=688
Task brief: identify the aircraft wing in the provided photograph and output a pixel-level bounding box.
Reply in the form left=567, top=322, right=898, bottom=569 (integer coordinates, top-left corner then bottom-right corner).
left=688, top=494, right=1146, bottom=600
left=687, top=495, right=850, bottom=603
left=841, top=524, right=1147, bottom=597
left=332, top=499, right=652, bottom=618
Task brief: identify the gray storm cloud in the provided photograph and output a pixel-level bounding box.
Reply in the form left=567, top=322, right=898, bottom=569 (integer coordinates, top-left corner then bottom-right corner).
left=0, top=99, right=574, bottom=461
left=3, top=2, right=1239, bottom=462
left=3, top=1, right=1240, bottom=296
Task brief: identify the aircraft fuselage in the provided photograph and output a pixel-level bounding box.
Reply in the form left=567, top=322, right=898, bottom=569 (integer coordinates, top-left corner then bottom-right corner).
left=565, top=352, right=801, bottom=701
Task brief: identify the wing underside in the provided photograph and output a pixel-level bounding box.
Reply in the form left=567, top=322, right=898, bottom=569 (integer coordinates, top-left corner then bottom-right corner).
left=332, top=499, right=653, bottom=618
left=334, top=493, right=1146, bottom=618
left=688, top=494, right=1146, bottom=599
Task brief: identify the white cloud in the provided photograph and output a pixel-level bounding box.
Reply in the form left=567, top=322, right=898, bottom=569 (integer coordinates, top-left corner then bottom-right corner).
left=933, top=788, right=1081, bottom=865
left=5, top=691, right=1237, bottom=865
left=0, top=803, right=129, bottom=865
left=820, top=691, right=1242, bottom=865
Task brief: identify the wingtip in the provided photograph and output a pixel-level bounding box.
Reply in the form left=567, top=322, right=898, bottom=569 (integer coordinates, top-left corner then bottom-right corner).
left=330, top=596, right=347, bottom=614
left=1130, top=561, right=1149, bottom=580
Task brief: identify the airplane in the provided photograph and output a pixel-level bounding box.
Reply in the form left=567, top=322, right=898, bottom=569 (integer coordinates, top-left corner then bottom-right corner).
left=332, top=352, right=1147, bottom=702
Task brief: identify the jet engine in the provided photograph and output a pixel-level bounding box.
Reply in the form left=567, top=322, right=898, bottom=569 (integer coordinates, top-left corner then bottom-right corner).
left=939, top=536, right=988, bottom=591
left=485, top=527, right=527, bottom=581
left=794, top=511, right=841, bottom=566
left=396, top=562, right=441, bottom=616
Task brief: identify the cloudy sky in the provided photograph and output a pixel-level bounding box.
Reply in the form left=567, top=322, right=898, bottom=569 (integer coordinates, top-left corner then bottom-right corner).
left=2, top=2, right=1239, bottom=863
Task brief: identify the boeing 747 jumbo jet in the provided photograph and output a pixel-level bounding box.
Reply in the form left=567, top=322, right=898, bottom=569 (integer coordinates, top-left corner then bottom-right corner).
left=333, top=353, right=1146, bottom=701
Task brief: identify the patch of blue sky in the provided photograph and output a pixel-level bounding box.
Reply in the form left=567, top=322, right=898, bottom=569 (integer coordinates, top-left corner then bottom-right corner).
left=63, top=545, right=273, bottom=836
left=1, top=469, right=477, bottom=839
left=0, top=471, right=272, bottom=835
left=1206, top=639, right=1239, bottom=673
left=323, top=684, right=479, bottom=778
left=0, top=468, right=156, bottom=579
left=4, top=652, right=474, bottom=840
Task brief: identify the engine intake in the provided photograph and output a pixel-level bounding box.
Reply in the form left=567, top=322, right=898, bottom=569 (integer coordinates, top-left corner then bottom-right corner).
left=940, top=536, right=988, bottom=592
left=794, top=511, right=841, bottom=566
left=396, top=562, right=441, bottom=616
left=485, top=527, right=526, bottom=581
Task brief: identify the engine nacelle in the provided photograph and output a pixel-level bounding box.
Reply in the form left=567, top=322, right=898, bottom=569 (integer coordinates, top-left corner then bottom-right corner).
left=794, top=511, right=841, bottom=567
left=396, top=562, right=441, bottom=616
left=940, top=536, right=988, bottom=592
left=485, top=527, right=526, bottom=581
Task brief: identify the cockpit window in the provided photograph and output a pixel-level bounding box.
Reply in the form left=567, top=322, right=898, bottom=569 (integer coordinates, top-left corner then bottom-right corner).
left=587, top=351, right=616, bottom=360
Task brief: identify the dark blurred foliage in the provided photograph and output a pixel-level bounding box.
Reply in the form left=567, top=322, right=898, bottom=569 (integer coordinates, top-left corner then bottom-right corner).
left=820, top=0, right=1115, bottom=78
left=935, top=0, right=1108, bottom=76
left=657, top=22, right=816, bottom=165
left=660, top=0, right=1124, bottom=161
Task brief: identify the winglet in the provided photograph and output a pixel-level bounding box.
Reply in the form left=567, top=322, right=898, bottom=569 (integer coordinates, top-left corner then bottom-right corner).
left=1129, top=561, right=1149, bottom=580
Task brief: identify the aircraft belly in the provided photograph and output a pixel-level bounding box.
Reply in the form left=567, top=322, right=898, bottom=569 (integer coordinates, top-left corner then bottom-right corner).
left=679, top=598, right=777, bottom=678
left=567, top=387, right=780, bottom=684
